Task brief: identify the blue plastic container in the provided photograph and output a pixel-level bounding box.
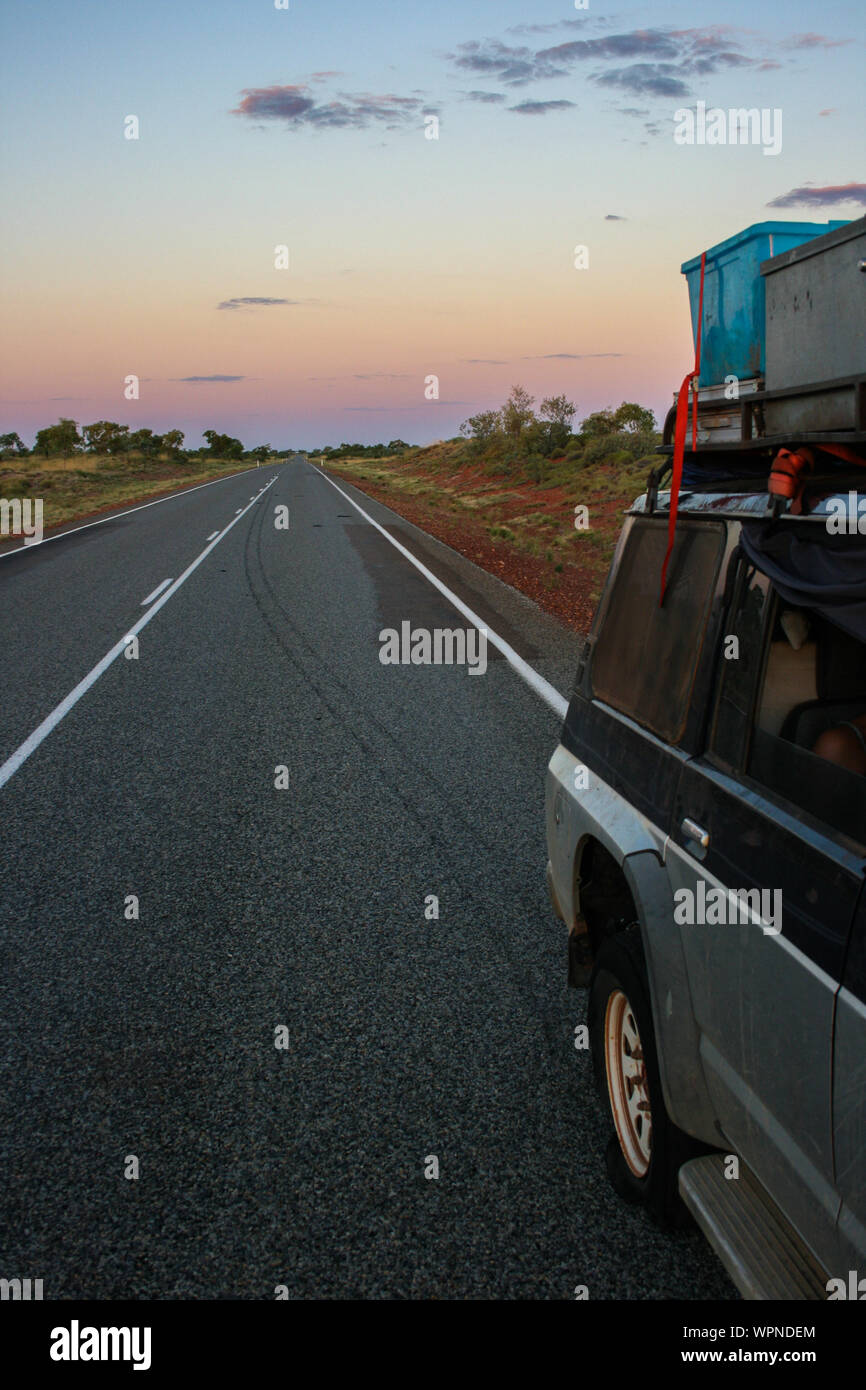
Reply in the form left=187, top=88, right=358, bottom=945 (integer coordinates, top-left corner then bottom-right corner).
left=681, top=221, right=849, bottom=386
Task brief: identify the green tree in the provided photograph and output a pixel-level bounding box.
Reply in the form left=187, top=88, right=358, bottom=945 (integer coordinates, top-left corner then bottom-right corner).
left=578, top=408, right=616, bottom=439
left=203, top=429, right=244, bottom=460
left=539, top=394, right=577, bottom=453
left=162, top=429, right=185, bottom=456
left=501, top=385, right=535, bottom=440
left=0, top=431, right=28, bottom=458
left=612, top=402, right=656, bottom=435
left=128, top=428, right=163, bottom=457
left=249, top=444, right=271, bottom=462
left=34, top=418, right=81, bottom=456
left=460, top=409, right=501, bottom=451
left=83, top=421, right=131, bottom=455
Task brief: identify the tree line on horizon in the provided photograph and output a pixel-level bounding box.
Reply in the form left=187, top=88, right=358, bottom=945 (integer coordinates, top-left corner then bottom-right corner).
left=0, top=420, right=278, bottom=463
left=460, top=387, right=658, bottom=466
left=2, top=390, right=660, bottom=474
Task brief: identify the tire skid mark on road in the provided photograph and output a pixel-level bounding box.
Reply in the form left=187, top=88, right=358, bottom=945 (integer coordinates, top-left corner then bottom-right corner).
left=314, top=465, right=568, bottom=721
left=241, top=488, right=567, bottom=1082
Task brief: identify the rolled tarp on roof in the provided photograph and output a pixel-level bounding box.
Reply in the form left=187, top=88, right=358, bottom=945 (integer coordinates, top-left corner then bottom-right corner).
left=740, top=521, right=866, bottom=644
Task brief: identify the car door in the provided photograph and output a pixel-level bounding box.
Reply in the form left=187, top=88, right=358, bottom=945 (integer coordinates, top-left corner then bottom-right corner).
left=834, top=889, right=866, bottom=1273
left=667, top=552, right=865, bottom=1271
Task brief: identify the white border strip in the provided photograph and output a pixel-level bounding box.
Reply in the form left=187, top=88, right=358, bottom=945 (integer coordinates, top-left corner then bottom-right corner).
left=141, top=577, right=173, bottom=606
left=314, top=466, right=568, bottom=720
left=0, top=477, right=278, bottom=790
left=0, top=466, right=261, bottom=560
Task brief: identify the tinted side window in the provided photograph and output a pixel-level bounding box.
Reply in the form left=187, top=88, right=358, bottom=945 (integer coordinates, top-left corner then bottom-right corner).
left=591, top=519, right=724, bottom=744
left=710, top=560, right=866, bottom=849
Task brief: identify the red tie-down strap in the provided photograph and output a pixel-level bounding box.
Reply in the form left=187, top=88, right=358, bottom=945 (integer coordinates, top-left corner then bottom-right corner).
left=770, top=443, right=866, bottom=512
left=820, top=443, right=866, bottom=467
left=769, top=447, right=814, bottom=513
left=660, top=251, right=706, bottom=605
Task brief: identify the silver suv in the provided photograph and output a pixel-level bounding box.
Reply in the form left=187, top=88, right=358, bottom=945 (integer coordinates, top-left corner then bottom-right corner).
left=545, top=486, right=866, bottom=1299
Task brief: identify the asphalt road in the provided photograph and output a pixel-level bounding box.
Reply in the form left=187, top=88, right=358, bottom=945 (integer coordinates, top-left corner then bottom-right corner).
left=0, top=459, right=736, bottom=1299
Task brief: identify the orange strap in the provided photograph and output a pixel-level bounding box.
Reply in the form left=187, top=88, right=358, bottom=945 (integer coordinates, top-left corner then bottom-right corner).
left=819, top=443, right=866, bottom=467
left=769, top=447, right=814, bottom=513
left=661, top=251, right=705, bottom=605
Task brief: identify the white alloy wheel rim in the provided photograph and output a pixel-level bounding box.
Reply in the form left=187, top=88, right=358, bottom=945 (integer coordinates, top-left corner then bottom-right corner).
left=604, top=988, right=652, bottom=1177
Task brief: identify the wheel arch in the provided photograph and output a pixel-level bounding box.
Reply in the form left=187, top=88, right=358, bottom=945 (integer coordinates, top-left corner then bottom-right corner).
left=576, top=836, right=719, bottom=1145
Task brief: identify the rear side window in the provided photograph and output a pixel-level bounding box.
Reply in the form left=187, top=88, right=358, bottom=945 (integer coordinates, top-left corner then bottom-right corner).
left=591, top=519, right=724, bottom=744
left=710, top=559, right=866, bottom=849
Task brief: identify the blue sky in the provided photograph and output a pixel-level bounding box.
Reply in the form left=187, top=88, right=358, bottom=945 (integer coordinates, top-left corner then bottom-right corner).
left=1, top=0, right=863, bottom=448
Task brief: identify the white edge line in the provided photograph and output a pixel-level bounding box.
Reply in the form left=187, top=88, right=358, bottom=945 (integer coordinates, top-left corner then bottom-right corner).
left=0, top=478, right=278, bottom=790
left=313, top=465, right=569, bottom=721
left=0, top=466, right=264, bottom=560
left=206, top=531, right=220, bottom=541
left=140, top=577, right=173, bottom=606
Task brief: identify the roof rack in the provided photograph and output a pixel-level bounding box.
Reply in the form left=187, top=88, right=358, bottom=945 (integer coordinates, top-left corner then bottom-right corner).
left=637, top=484, right=866, bottom=524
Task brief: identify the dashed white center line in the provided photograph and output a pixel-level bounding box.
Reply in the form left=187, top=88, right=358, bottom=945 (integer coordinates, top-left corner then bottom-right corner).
left=0, top=476, right=279, bottom=791
left=140, top=578, right=174, bottom=606
left=206, top=531, right=220, bottom=541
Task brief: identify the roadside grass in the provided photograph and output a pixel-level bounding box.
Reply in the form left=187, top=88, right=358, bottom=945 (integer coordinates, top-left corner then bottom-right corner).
left=0, top=453, right=269, bottom=532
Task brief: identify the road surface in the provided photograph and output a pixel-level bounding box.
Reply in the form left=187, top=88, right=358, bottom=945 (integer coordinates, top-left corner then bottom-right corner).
left=0, top=459, right=735, bottom=1298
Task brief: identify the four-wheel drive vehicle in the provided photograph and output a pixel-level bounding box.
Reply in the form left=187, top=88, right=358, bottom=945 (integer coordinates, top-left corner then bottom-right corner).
left=545, top=216, right=866, bottom=1299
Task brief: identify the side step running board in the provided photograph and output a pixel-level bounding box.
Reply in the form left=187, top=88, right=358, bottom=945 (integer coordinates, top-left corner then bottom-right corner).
left=678, top=1154, right=829, bottom=1300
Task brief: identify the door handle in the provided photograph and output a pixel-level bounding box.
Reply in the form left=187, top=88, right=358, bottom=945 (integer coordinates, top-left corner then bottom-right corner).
left=681, top=817, right=710, bottom=849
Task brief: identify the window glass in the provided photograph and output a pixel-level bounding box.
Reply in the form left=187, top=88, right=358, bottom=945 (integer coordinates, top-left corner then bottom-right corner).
left=712, top=566, right=770, bottom=769
left=591, top=519, right=724, bottom=744
left=711, top=558, right=866, bottom=848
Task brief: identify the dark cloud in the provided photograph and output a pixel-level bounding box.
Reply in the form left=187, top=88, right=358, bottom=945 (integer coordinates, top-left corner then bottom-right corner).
left=767, top=182, right=866, bottom=208
left=463, top=358, right=509, bottom=364
left=445, top=25, right=813, bottom=103
left=594, top=64, right=691, bottom=98
left=234, top=85, right=316, bottom=119
left=217, top=297, right=294, bottom=311
left=449, top=29, right=695, bottom=87
left=447, top=39, right=563, bottom=86
left=174, top=375, right=246, bottom=383
left=605, top=214, right=627, bottom=221
left=538, top=33, right=682, bottom=64
left=510, top=99, right=576, bottom=115
left=463, top=90, right=507, bottom=103
left=234, top=84, right=425, bottom=129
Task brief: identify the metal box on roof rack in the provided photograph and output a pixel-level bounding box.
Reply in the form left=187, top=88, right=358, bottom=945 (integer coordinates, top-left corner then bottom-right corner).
left=681, top=220, right=849, bottom=387
left=761, top=216, right=866, bottom=434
